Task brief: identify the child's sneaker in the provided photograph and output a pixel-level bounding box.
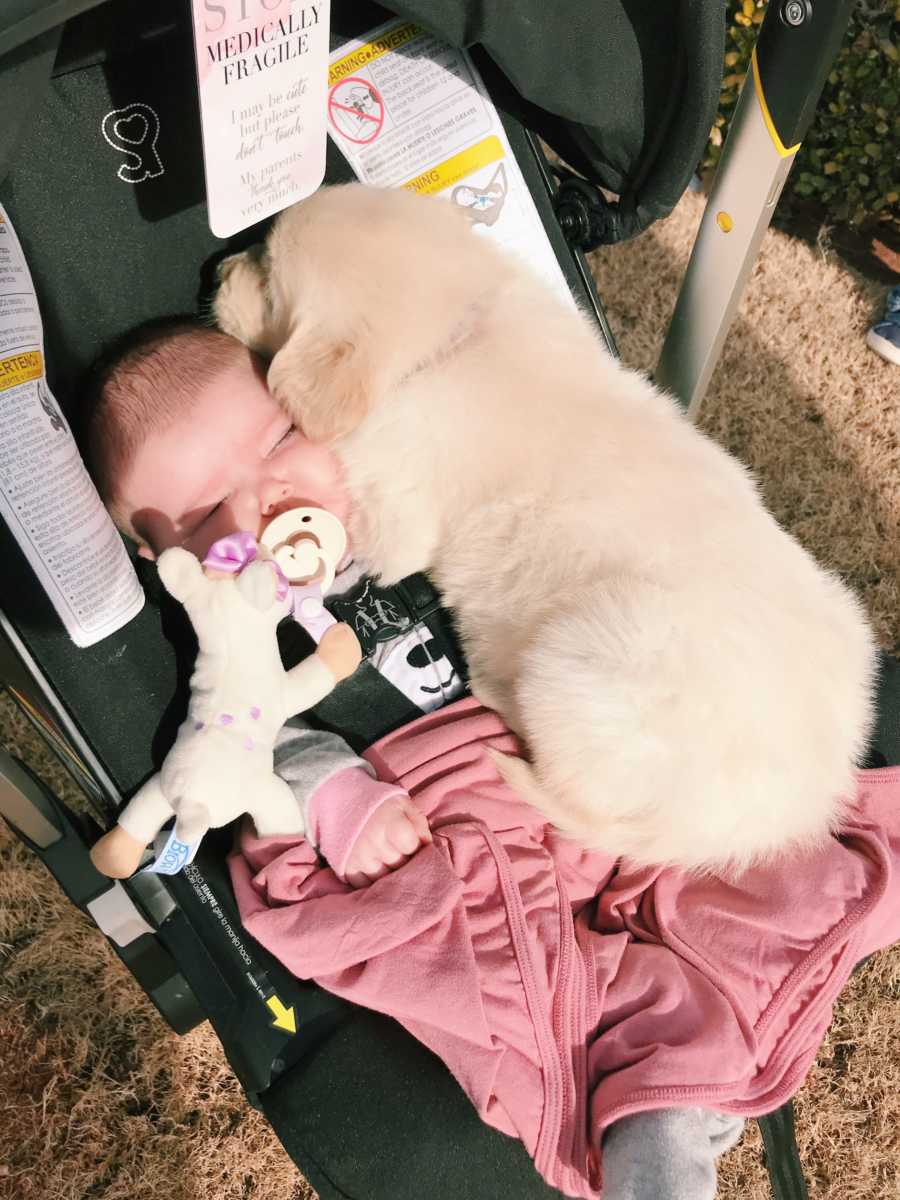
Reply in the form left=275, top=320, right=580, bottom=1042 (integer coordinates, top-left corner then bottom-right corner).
left=866, top=284, right=900, bottom=365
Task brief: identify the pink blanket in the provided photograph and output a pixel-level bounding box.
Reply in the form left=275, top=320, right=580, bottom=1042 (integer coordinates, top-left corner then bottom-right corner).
left=229, top=698, right=900, bottom=1198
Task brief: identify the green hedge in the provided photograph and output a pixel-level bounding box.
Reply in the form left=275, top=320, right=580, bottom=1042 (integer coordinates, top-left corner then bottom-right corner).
left=703, top=0, right=900, bottom=230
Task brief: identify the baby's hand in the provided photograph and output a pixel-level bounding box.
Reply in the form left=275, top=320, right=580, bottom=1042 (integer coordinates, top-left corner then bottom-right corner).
left=342, top=795, right=432, bottom=889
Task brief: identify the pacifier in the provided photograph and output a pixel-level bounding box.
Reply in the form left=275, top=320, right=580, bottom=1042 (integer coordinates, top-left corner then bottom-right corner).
left=259, top=506, right=348, bottom=643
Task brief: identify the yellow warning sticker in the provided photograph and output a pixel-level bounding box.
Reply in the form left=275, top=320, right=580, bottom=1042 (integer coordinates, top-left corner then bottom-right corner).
left=0, top=350, right=42, bottom=391
left=401, top=136, right=505, bottom=196
left=328, top=22, right=419, bottom=86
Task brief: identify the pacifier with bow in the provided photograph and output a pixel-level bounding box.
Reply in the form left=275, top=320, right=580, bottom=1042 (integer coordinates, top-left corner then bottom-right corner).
left=258, top=506, right=348, bottom=642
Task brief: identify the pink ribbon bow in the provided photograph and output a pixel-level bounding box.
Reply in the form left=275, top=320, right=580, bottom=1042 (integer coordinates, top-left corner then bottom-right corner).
left=202, top=531, right=290, bottom=602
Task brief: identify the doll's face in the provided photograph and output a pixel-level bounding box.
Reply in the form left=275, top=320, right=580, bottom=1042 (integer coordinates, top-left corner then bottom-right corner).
left=118, top=353, right=352, bottom=561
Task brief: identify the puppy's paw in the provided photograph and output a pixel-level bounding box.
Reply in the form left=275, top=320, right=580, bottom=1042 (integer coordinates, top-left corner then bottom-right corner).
left=213, top=247, right=276, bottom=354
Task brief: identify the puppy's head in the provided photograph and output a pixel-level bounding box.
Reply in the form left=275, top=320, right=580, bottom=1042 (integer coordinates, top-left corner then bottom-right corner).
left=263, top=184, right=510, bottom=442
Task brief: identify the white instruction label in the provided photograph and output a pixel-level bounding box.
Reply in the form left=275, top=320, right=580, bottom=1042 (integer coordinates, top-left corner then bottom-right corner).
left=0, top=207, right=144, bottom=647
left=191, top=0, right=331, bottom=238
left=327, top=20, right=572, bottom=305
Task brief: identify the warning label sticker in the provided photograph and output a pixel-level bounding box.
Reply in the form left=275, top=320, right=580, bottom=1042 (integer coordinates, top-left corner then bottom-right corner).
left=0, top=350, right=42, bottom=392
left=327, top=20, right=572, bottom=303
left=0, top=206, right=144, bottom=647
left=328, top=77, right=385, bottom=144
left=328, top=22, right=418, bottom=83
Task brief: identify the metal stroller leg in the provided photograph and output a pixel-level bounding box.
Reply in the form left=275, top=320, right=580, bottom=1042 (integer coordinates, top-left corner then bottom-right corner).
left=656, top=0, right=856, bottom=418
left=759, top=1101, right=809, bottom=1200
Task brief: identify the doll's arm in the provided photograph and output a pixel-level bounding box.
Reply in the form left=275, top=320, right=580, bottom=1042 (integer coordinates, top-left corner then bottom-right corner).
left=117, top=773, right=177, bottom=842
left=282, top=653, right=340, bottom=718
left=156, top=546, right=214, bottom=628
left=282, top=623, right=362, bottom=715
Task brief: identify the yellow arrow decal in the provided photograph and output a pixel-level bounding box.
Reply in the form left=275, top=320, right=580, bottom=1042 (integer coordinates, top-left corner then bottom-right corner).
left=265, top=994, right=297, bottom=1034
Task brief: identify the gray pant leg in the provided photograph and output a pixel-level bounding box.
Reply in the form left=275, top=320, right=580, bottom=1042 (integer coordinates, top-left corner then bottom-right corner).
left=601, top=1108, right=745, bottom=1200
left=274, top=717, right=374, bottom=840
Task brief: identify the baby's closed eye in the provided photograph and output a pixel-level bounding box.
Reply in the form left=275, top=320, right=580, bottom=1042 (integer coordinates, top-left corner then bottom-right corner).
left=267, top=424, right=297, bottom=457
left=183, top=497, right=230, bottom=542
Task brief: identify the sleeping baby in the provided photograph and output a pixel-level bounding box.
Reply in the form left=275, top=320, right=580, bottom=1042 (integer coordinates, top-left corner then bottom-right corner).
left=84, top=317, right=435, bottom=888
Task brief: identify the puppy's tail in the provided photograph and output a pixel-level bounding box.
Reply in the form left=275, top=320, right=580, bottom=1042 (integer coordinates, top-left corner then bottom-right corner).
left=489, top=749, right=550, bottom=812
left=488, top=747, right=617, bottom=847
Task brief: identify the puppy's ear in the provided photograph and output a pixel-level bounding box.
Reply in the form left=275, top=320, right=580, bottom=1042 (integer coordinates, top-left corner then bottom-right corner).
left=267, top=327, right=373, bottom=443
left=214, top=247, right=278, bottom=355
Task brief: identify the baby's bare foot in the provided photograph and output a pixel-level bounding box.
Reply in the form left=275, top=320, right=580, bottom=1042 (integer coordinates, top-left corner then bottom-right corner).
left=343, top=795, right=431, bottom=889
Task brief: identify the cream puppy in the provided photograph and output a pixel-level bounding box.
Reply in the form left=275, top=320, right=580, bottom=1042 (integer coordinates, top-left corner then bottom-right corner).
left=214, top=183, right=875, bottom=872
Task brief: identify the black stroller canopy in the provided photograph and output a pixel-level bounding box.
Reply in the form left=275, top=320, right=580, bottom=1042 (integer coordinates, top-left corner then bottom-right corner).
left=393, top=0, right=725, bottom=240
left=2, top=0, right=724, bottom=244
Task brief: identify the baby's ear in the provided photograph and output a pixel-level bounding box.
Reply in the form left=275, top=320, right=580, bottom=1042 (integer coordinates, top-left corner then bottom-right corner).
left=268, top=326, right=373, bottom=443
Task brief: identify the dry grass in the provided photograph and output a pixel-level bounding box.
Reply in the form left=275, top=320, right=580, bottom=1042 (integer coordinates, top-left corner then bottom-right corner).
left=2, top=189, right=899, bottom=1198
left=590, top=190, right=900, bottom=651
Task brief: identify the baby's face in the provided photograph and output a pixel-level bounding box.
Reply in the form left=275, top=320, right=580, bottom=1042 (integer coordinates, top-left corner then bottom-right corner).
left=119, top=352, right=351, bottom=560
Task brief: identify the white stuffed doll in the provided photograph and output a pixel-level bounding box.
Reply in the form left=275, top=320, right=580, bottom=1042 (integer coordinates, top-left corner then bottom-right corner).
left=90, top=540, right=361, bottom=879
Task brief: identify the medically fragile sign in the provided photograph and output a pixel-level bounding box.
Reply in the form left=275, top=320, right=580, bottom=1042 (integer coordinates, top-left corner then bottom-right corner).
left=191, top=0, right=330, bottom=237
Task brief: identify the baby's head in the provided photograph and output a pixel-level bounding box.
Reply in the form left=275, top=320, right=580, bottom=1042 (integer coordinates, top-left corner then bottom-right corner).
left=83, top=319, right=351, bottom=561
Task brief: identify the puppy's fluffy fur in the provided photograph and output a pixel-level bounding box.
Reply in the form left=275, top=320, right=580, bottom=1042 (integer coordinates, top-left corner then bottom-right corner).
left=215, top=184, right=875, bottom=872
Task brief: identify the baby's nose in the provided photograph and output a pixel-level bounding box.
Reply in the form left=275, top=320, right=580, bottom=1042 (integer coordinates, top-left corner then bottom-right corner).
left=260, top=479, right=292, bottom=515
